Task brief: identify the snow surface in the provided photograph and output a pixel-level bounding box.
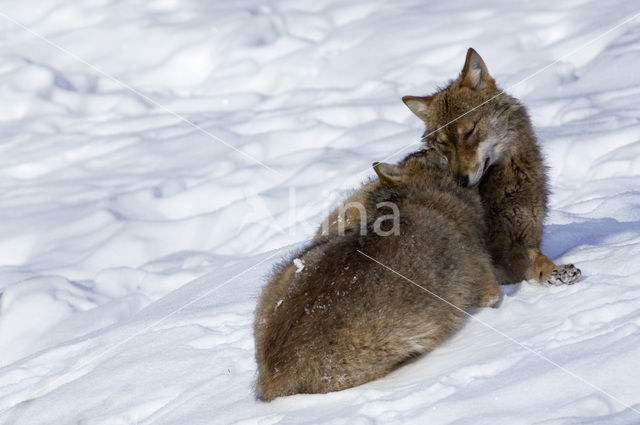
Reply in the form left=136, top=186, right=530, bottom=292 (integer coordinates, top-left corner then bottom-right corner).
left=0, top=1, right=640, bottom=424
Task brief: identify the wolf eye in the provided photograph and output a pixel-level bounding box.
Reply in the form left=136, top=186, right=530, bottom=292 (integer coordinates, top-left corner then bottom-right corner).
left=464, top=124, right=476, bottom=139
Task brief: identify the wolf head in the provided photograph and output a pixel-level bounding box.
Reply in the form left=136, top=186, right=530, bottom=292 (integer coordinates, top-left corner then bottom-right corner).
left=403, top=48, right=520, bottom=187
left=372, top=149, right=449, bottom=187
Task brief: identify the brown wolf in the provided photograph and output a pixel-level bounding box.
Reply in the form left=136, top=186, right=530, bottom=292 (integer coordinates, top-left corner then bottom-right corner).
left=254, top=150, right=501, bottom=401
left=402, top=48, right=580, bottom=285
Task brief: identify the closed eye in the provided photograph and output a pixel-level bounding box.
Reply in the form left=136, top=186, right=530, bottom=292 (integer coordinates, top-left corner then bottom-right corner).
left=464, top=123, right=476, bottom=139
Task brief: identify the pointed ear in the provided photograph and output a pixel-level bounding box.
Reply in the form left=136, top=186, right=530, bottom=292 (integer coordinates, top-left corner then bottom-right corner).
left=402, top=95, right=432, bottom=121
left=459, top=48, right=496, bottom=91
left=373, top=162, right=404, bottom=186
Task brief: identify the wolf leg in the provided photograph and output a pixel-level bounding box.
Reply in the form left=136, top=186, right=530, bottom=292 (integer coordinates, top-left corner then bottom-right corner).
left=527, top=249, right=581, bottom=285
left=476, top=266, right=503, bottom=308
left=498, top=244, right=532, bottom=283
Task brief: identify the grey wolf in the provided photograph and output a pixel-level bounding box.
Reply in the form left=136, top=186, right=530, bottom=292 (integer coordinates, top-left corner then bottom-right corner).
left=402, top=48, right=580, bottom=285
left=254, top=149, right=501, bottom=400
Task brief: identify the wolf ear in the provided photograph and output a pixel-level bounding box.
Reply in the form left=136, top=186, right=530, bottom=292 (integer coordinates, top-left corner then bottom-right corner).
left=402, top=95, right=432, bottom=121
left=373, top=162, right=404, bottom=186
left=459, top=48, right=496, bottom=91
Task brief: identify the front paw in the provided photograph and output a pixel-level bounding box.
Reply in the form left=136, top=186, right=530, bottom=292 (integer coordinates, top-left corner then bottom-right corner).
left=478, top=291, right=503, bottom=308
left=545, top=264, right=581, bottom=285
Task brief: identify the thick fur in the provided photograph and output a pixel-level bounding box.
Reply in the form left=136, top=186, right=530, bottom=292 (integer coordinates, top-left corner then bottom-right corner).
left=254, top=150, right=501, bottom=401
left=314, top=180, right=378, bottom=241
left=402, top=48, right=580, bottom=285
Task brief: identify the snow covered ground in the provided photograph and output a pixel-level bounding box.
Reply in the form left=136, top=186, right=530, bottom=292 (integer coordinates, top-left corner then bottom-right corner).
left=0, top=0, right=639, bottom=423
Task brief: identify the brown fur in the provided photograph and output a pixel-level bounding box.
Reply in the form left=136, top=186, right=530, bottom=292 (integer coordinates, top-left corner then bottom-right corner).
left=314, top=180, right=378, bottom=241
left=254, top=150, right=501, bottom=401
left=402, top=48, right=581, bottom=285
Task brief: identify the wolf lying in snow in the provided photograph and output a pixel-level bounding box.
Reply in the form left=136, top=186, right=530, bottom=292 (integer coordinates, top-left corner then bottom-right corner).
left=402, top=48, right=580, bottom=286
left=254, top=149, right=501, bottom=400
left=317, top=48, right=580, bottom=286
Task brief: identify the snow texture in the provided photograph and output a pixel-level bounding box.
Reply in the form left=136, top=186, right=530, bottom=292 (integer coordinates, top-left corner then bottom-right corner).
left=293, top=258, right=305, bottom=273
left=0, top=1, right=640, bottom=424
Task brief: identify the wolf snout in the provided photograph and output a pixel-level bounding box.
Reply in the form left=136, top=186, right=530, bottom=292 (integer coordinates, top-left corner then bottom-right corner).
left=455, top=174, right=469, bottom=187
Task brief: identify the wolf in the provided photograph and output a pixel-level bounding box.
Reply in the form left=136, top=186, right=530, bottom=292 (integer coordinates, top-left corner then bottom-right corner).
left=254, top=150, right=502, bottom=401
left=402, top=48, right=580, bottom=285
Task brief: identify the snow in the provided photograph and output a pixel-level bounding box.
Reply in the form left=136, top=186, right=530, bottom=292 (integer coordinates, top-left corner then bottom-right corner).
left=0, top=0, right=639, bottom=424
left=293, top=258, right=305, bottom=273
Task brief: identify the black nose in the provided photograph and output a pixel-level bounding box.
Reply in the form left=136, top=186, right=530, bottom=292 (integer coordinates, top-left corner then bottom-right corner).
left=455, top=174, right=469, bottom=187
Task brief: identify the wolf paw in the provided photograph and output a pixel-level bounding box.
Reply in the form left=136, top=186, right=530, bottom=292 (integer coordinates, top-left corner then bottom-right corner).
left=477, top=291, right=503, bottom=308
left=486, top=292, right=503, bottom=308
left=545, top=264, right=581, bottom=286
